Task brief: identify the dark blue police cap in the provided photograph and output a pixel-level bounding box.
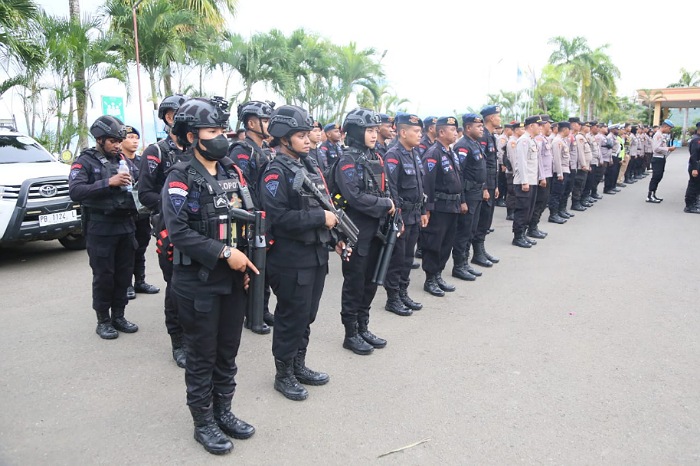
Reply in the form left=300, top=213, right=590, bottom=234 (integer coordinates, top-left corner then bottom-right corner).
left=395, top=113, right=423, bottom=127
left=480, top=105, right=500, bottom=118
left=423, top=116, right=437, bottom=128
left=378, top=113, right=394, bottom=124
left=125, top=125, right=140, bottom=138
left=558, top=121, right=571, bottom=129
left=568, top=117, right=582, bottom=124
left=462, top=113, right=483, bottom=126
left=323, top=123, right=339, bottom=132
left=524, top=115, right=542, bottom=126
left=436, top=116, right=458, bottom=128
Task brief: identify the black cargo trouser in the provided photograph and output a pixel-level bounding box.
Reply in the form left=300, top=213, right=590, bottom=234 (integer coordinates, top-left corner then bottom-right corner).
left=513, top=185, right=536, bottom=235
left=685, top=170, right=700, bottom=207
left=87, top=230, right=136, bottom=313
left=340, top=237, right=383, bottom=327
left=269, top=264, right=327, bottom=362
left=530, top=178, right=551, bottom=229
left=385, top=221, right=420, bottom=291
left=649, top=157, right=666, bottom=192
left=473, top=188, right=495, bottom=243
left=133, top=216, right=151, bottom=280
left=176, top=283, right=246, bottom=408
left=572, top=169, right=588, bottom=203
left=420, top=211, right=458, bottom=275
left=452, top=198, right=481, bottom=262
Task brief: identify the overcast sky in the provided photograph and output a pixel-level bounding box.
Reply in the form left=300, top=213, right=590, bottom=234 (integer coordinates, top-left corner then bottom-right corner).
left=7, top=0, right=700, bottom=140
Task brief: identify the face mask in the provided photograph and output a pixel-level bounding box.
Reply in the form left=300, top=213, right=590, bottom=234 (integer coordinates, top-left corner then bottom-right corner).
left=197, top=134, right=229, bottom=161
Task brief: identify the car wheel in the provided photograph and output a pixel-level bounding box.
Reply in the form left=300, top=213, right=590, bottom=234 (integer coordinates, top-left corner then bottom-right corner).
left=59, top=233, right=86, bottom=250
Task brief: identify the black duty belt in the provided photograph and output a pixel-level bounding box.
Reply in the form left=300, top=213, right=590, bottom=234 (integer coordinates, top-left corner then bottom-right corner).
left=434, top=192, right=461, bottom=201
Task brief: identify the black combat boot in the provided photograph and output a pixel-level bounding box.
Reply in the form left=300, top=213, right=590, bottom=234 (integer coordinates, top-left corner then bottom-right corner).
left=273, top=359, right=308, bottom=400
left=111, top=309, right=138, bottom=333
left=171, top=333, right=186, bottom=368
left=95, top=310, right=118, bottom=340
left=464, top=250, right=482, bottom=276
left=134, top=276, right=160, bottom=294
left=527, top=226, right=547, bottom=239
left=646, top=191, right=661, bottom=203
left=126, top=285, right=136, bottom=300
left=263, top=311, right=274, bottom=327
left=384, top=289, right=412, bottom=316
left=358, top=319, right=387, bottom=349
left=512, top=232, right=532, bottom=248
left=213, top=393, right=255, bottom=440
left=481, top=244, right=500, bottom=264
left=434, top=273, right=456, bottom=292
left=189, top=404, right=233, bottom=455
left=571, top=202, right=587, bottom=211
left=548, top=208, right=567, bottom=224
left=414, top=248, right=423, bottom=259
left=471, top=242, right=493, bottom=268
left=558, top=210, right=571, bottom=219
left=423, top=274, right=445, bottom=297
left=452, top=258, right=476, bottom=281
left=293, top=349, right=330, bottom=385
left=245, top=318, right=270, bottom=335
left=399, top=284, right=422, bottom=310
left=506, top=210, right=514, bottom=221
left=651, top=191, right=663, bottom=202
left=343, top=322, right=373, bottom=355
left=523, top=233, right=537, bottom=245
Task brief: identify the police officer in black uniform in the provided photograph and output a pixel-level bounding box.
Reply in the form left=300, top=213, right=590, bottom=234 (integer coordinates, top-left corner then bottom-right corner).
left=375, top=113, right=394, bottom=158
left=417, top=116, right=437, bottom=157
left=335, top=108, right=395, bottom=355
left=69, top=115, right=139, bottom=339
left=685, top=122, right=700, bottom=214
left=308, top=120, right=324, bottom=168
left=121, top=125, right=160, bottom=299
left=262, top=105, right=345, bottom=401
left=138, top=94, right=190, bottom=367
left=318, top=123, right=343, bottom=175
left=452, top=113, right=486, bottom=282
left=383, top=113, right=427, bottom=316
left=163, top=97, right=257, bottom=455
left=472, top=105, right=501, bottom=268
left=228, top=100, right=276, bottom=333
left=421, top=116, right=463, bottom=297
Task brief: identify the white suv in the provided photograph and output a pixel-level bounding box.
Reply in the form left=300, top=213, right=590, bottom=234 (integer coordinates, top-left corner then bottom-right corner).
left=0, top=129, right=85, bottom=250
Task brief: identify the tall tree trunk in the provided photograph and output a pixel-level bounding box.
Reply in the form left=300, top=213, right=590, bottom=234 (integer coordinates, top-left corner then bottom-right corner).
left=163, top=65, right=172, bottom=96
left=69, top=0, right=88, bottom=149
left=148, top=69, right=158, bottom=111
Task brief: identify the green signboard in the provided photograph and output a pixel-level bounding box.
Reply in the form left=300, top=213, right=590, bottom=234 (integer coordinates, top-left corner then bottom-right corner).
left=101, top=96, right=124, bottom=122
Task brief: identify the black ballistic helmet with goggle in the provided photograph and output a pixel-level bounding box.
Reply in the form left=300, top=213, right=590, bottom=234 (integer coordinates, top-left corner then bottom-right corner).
left=267, top=105, right=314, bottom=138
left=238, top=100, right=275, bottom=123
left=342, top=108, right=381, bottom=148
left=158, top=94, right=189, bottom=122
left=172, top=96, right=230, bottom=145
left=90, top=115, right=127, bottom=140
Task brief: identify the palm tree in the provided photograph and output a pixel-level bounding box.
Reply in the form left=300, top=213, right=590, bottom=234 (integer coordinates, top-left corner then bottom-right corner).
left=667, top=68, right=700, bottom=139
left=333, top=42, right=383, bottom=121
left=637, top=88, right=665, bottom=125
left=0, top=0, right=42, bottom=96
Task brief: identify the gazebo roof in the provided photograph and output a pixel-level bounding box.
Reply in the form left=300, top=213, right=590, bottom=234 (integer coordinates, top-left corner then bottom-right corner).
left=637, top=87, right=700, bottom=109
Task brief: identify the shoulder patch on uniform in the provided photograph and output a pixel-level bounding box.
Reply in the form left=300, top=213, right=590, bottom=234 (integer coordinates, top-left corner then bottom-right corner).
left=147, top=155, right=160, bottom=174
left=510, top=141, right=516, bottom=147
left=168, top=181, right=188, bottom=198
left=265, top=180, right=279, bottom=197
left=457, top=148, right=468, bottom=154
left=264, top=173, right=279, bottom=183
left=387, top=158, right=399, bottom=164
left=426, top=158, right=437, bottom=172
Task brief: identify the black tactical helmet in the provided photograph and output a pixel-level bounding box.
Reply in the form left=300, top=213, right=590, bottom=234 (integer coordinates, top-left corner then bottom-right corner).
left=158, top=94, right=189, bottom=122
left=172, top=97, right=230, bottom=141
left=90, top=115, right=126, bottom=140
left=342, top=108, right=381, bottom=132
left=268, top=105, right=313, bottom=138
left=238, top=100, right=274, bottom=124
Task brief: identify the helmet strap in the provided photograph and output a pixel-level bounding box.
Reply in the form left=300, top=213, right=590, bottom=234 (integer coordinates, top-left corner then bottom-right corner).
left=247, top=116, right=269, bottom=140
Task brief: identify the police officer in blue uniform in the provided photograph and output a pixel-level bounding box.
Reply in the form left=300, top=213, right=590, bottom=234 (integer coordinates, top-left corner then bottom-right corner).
left=334, top=108, right=395, bottom=355
left=452, top=113, right=486, bottom=282
left=69, top=115, right=139, bottom=340
left=163, top=97, right=257, bottom=455
left=383, top=113, right=426, bottom=316
left=262, top=105, right=344, bottom=401
left=421, top=116, right=463, bottom=296
left=228, top=100, right=276, bottom=334
left=137, top=94, right=190, bottom=367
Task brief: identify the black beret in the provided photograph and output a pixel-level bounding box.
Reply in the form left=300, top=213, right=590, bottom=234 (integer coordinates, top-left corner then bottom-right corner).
left=125, top=125, right=140, bottom=138
left=462, top=113, right=483, bottom=126
left=524, top=115, right=543, bottom=126
left=378, top=113, right=394, bottom=124
left=568, top=117, right=581, bottom=124
left=423, top=116, right=437, bottom=128
left=480, top=105, right=500, bottom=118
left=395, top=113, right=423, bottom=127
left=436, top=116, right=458, bottom=128
left=558, top=122, right=571, bottom=129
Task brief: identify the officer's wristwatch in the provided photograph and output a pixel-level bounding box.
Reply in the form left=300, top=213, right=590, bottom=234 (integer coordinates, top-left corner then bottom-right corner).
left=222, top=247, right=231, bottom=259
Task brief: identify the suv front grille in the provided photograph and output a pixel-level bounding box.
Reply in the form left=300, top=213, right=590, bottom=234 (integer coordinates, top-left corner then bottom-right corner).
left=1, top=185, right=21, bottom=199
left=27, top=180, right=70, bottom=201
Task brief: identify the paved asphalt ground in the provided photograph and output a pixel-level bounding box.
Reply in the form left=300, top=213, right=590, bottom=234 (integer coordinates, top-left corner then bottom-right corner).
left=0, top=149, right=698, bottom=465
